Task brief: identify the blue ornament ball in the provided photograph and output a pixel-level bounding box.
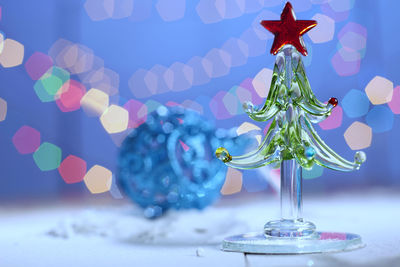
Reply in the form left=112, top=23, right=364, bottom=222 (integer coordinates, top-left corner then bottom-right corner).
left=118, top=106, right=250, bottom=219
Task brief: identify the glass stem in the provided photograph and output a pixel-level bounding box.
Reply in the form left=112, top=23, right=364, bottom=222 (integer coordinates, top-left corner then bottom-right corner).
left=280, top=159, right=302, bottom=221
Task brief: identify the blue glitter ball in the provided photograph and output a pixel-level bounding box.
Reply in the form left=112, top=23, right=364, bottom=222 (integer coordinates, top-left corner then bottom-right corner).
left=118, top=106, right=251, bottom=219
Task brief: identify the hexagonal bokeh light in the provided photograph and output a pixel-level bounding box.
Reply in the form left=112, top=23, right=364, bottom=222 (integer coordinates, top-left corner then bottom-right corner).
left=210, top=91, right=233, bottom=120
left=123, top=99, right=148, bottom=129
left=252, top=68, right=273, bottom=98
left=221, top=38, right=249, bottom=67
left=341, top=89, right=370, bottom=118
left=319, top=105, right=343, bottom=130
left=58, top=155, right=87, bottom=184
left=388, top=86, right=400, bottom=114
left=84, top=165, right=112, bottom=194
left=0, top=31, right=4, bottom=54
left=80, top=88, right=110, bottom=117
left=203, top=48, right=231, bottom=78
left=164, top=62, right=194, bottom=92
left=12, top=126, right=41, bottom=154
left=344, top=121, right=372, bottom=150
left=365, top=76, right=393, bottom=105
left=186, top=56, right=213, bottom=86
left=156, top=0, right=185, bottom=21
left=84, top=0, right=134, bottom=21
left=220, top=167, right=243, bottom=195
left=56, top=79, right=87, bottom=112
left=33, top=142, right=62, bottom=171
left=0, top=39, right=24, bottom=68
left=236, top=122, right=261, bottom=136
left=0, top=97, right=7, bottom=122
left=307, top=13, right=335, bottom=44
left=129, top=69, right=153, bottom=99
left=332, top=22, right=367, bottom=77
left=331, top=48, right=361, bottom=77
left=365, top=106, right=394, bottom=133
left=34, top=66, right=70, bottom=102
left=100, top=105, right=129, bottom=134
left=25, top=52, right=53, bottom=80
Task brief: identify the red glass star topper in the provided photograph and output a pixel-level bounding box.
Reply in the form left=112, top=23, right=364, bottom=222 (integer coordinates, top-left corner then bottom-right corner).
left=261, top=2, right=317, bottom=56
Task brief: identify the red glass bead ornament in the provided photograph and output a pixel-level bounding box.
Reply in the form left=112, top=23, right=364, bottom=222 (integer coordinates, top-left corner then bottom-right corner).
left=328, top=97, right=338, bottom=107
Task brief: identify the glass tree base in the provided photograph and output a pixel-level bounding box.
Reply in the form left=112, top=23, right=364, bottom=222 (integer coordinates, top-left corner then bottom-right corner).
left=222, top=232, right=364, bottom=254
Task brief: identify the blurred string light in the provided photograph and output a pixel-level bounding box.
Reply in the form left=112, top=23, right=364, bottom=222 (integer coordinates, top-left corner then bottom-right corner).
left=128, top=1, right=358, bottom=99
left=6, top=1, right=397, bottom=197
left=11, top=125, right=121, bottom=197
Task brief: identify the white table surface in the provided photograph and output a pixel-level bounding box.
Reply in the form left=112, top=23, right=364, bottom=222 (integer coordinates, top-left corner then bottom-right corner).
left=1, top=190, right=399, bottom=267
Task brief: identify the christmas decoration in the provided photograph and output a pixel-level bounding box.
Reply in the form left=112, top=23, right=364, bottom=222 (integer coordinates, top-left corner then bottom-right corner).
left=216, top=2, right=366, bottom=254
left=118, top=106, right=253, bottom=219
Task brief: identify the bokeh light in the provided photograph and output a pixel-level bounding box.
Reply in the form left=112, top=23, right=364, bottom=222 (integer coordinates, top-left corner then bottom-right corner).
left=210, top=91, right=234, bottom=120
left=112, top=0, right=134, bottom=19
left=240, top=27, right=267, bottom=57
left=307, top=13, right=335, bottom=44
left=388, top=86, right=400, bottom=114
left=236, top=122, right=261, bottom=136
left=56, top=79, right=87, bottom=112
left=25, top=52, right=53, bottom=80
left=100, top=104, right=129, bottom=134
left=341, top=89, right=370, bottom=118
left=0, top=31, right=4, bottom=54
left=12, top=126, right=41, bottom=154
left=220, top=167, right=243, bottom=195
left=84, top=165, right=112, bottom=194
left=34, top=66, right=70, bottom=102
left=129, top=69, right=153, bottom=98
left=319, top=105, right=343, bottom=130
left=146, top=64, right=168, bottom=95
left=33, top=142, right=62, bottom=171
left=203, top=48, right=231, bottom=78
left=365, top=106, right=394, bottom=133
left=164, top=62, right=194, bottom=92
left=0, top=97, right=6, bottom=122
left=80, top=88, right=110, bottom=117
left=365, top=76, right=393, bottom=105
left=196, top=0, right=224, bottom=24
left=0, top=38, right=24, bottom=68
left=186, top=56, right=212, bottom=86
left=83, top=67, right=119, bottom=97
left=221, top=38, right=249, bottom=67
left=331, top=22, right=367, bottom=77
left=156, top=0, right=185, bottom=21
left=84, top=0, right=112, bottom=21
left=252, top=68, right=273, bottom=98
left=123, top=99, right=148, bottom=129
left=344, top=121, right=372, bottom=150
left=331, top=48, right=360, bottom=76
left=58, top=155, right=87, bottom=184
left=321, top=0, right=351, bottom=22
left=290, top=0, right=312, bottom=12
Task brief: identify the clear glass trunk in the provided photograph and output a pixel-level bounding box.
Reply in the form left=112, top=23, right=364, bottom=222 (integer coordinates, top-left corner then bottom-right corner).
left=264, top=159, right=316, bottom=237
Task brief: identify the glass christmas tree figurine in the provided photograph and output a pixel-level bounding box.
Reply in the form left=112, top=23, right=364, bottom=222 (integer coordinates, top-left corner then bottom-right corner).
left=216, top=2, right=366, bottom=254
